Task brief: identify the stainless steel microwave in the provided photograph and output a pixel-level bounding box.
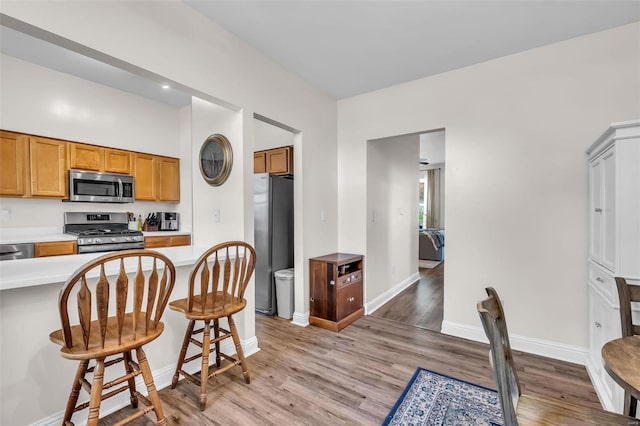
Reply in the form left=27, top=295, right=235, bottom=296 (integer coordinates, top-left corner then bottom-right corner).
left=68, top=170, right=135, bottom=203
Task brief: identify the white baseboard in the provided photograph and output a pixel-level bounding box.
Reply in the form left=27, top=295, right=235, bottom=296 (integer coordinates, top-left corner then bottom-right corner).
left=365, top=272, right=420, bottom=315
left=291, top=311, right=309, bottom=327
left=585, top=358, right=616, bottom=412
left=29, top=337, right=259, bottom=426
left=441, top=320, right=589, bottom=366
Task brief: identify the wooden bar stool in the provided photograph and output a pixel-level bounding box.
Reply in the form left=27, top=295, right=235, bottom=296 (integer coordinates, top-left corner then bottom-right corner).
left=169, top=241, right=256, bottom=410
left=49, top=249, right=176, bottom=426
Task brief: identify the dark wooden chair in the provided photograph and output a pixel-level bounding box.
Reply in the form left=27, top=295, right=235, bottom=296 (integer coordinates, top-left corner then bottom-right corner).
left=614, top=276, right=640, bottom=417
left=477, top=287, right=631, bottom=425
left=169, top=241, right=256, bottom=410
left=49, top=249, right=176, bottom=426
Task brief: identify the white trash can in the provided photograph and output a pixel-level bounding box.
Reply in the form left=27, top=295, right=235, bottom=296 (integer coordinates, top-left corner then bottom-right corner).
left=274, top=268, right=295, bottom=319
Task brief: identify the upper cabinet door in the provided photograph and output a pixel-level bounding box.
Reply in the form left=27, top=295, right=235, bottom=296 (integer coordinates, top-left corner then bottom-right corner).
left=157, top=156, right=180, bottom=202
left=589, top=158, right=603, bottom=263
left=266, top=146, right=292, bottom=175
left=105, top=148, right=131, bottom=174
left=133, top=153, right=156, bottom=200
left=254, top=151, right=267, bottom=173
left=600, top=148, right=616, bottom=271
left=69, top=143, right=104, bottom=171
left=29, top=136, right=67, bottom=197
left=0, top=131, right=29, bottom=196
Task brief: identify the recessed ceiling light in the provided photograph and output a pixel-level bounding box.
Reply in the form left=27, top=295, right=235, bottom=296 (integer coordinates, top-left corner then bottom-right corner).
left=162, top=84, right=170, bottom=90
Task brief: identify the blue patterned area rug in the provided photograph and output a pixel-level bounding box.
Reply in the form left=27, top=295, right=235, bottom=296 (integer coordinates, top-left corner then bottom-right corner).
left=383, top=367, right=503, bottom=426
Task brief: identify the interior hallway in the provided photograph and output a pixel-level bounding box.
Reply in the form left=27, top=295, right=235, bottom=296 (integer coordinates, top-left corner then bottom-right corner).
left=371, top=263, right=444, bottom=332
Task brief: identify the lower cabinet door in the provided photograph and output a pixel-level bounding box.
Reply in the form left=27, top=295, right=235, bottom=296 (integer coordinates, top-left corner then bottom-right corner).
left=336, top=281, right=362, bottom=320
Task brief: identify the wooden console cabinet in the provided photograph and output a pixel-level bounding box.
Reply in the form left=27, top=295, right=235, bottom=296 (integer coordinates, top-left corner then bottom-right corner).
left=309, top=253, right=364, bottom=332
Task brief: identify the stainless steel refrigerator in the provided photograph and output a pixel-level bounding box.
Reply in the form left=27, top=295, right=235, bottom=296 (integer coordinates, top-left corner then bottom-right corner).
left=254, top=173, right=294, bottom=315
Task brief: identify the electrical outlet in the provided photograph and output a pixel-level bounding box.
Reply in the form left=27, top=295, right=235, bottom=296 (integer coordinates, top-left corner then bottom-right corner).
left=213, top=209, right=220, bottom=223
left=0, top=208, right=10, bottom=220
left=320, top=210, right=326, bottom=222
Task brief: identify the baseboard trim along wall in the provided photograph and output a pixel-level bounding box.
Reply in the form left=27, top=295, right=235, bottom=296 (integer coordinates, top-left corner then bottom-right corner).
left=291, top=311, right=309, bottom=327
left=30, top=337, right=260, bottom=426
left=365, top=272, right=420, bottom=315
left=441, top=321, right=589, bottom=366
left=585, top=359, right=616, bottom=412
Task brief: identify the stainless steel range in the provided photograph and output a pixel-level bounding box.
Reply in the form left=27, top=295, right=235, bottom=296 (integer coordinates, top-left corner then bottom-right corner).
left=64, top=212, right=144, bottom=254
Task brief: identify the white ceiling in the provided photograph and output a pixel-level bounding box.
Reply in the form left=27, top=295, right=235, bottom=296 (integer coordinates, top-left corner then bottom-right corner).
left=0, top=25, right=192, bottom=108
left=1, top=2, right=639, bottom=108
left=186, top=0, right=640, bottom=99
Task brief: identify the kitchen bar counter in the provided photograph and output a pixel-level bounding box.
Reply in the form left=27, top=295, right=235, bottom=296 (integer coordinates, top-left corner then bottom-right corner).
left=0, top=244, right=207, bottom=291
left=0, top=243, right=259, bottom=425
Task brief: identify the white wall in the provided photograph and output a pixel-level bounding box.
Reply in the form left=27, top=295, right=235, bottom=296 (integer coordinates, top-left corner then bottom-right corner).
left=0, top=54, right=186, bottom=229
left=338, top=23, right=640, bottom=351
left=254, top=118, right=295, bottom=151
left=366, top=134, right=419, bottom=302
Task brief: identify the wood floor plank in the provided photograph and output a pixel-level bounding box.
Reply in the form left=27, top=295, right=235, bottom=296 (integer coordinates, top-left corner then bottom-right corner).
left=101, top=311, right=603, bottom=425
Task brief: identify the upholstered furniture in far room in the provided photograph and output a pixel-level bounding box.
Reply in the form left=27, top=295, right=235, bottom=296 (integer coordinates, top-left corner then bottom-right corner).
left=419, top=229, right=444, bottom=261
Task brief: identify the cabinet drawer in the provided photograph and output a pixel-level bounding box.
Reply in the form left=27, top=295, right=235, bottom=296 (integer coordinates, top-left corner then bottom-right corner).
left=144, top=236, right=170, bottom=248
left=170, top=235, right=191, bottom=247
left=336, top=281, right=362, bottom=320
left=589, top=263, right=614, bottom=300
left=34, top=241, right=76, bottom=257
left=337, top=270, right=362, bottom=288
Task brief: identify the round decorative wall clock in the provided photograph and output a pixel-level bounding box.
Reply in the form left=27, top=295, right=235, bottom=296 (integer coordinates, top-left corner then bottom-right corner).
left=199, top=134, right=233, bottom=186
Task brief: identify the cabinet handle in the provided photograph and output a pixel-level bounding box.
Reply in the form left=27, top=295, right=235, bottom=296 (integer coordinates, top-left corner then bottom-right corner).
left=330, top=280, right=335, bottom=286
left=594, top=208, right=602, bottom=213
left=310, top=297, right=315, bottom=302
left=595, top=277, right=605, bottom=283
left=595, top=321, right=602, bottom=328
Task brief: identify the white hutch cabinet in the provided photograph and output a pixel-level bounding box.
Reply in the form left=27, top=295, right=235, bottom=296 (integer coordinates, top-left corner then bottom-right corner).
left=586, top=120, right=640, bottom=413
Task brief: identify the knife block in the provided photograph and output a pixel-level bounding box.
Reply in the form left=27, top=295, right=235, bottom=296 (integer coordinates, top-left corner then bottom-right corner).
left=143, top=223, right=159, bottom=232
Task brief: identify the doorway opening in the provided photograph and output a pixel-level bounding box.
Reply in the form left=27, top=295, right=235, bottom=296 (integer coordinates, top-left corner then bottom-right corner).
left=252, top=115, right=297, bottom=323
left=366, top=129, right=445, bottom=332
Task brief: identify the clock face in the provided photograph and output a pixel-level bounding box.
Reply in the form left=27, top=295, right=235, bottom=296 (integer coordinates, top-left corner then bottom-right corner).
left=199, top=134, right=232, bottom=186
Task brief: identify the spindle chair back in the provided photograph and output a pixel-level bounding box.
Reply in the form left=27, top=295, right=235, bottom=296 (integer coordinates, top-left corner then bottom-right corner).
left=49, top=249, right=176, bottom=426
left=169, top=241, right=256, bottom=410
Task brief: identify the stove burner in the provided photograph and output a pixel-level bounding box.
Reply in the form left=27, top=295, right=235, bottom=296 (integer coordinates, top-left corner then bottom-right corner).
left=64, top=212, right=145, bottom=253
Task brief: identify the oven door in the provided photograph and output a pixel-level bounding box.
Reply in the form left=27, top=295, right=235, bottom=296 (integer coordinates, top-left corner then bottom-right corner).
left=68, top=170, right=135, bottom=203
left=77, top=242, right=145, bottom=254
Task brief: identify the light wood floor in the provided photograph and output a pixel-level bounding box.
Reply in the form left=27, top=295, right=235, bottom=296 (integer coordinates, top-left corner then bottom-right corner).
left=103, top=312, right=602, bottom=425
left=371, top=263, right=444, bottom=331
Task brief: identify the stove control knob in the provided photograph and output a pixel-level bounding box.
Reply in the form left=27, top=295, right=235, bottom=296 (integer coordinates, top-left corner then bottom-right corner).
left=111, top=237, right=117, bottom=242
left=126, top=237, right=132, bottom=242
left=94, top=238, right=101, bottom=244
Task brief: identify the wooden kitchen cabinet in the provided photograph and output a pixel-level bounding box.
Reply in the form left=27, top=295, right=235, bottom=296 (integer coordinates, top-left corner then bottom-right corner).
left=133, top=153, right=156, bottom=200
left=30, top=136, right=67, bottom=197
left=34, top=241, right=77, bottom=257
left=0, top=131, right=29, bottom=197
left=69, top=143, right=103, bottom=171
left=105, top=148, right=131, bottom=174
left=266, top=146, right=293, bottom=175
left=134, top=153, right=180, bottom=202
left=309, top=253, right=364, bottom=332
left=144, top=234, right=191, bottom=248
left=69, top=143, right=132, bottom=174
left=254, top=146, right=293, bottom=175
left=157, top=156, right=180, bottom=201
left=254, top=151, right=267, bottom=173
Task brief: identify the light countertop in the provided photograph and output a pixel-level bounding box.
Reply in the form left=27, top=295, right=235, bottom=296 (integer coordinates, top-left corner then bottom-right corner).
left=0, top=245, right=207, bottom=291
left=0, top=230, right=190, bottom=244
